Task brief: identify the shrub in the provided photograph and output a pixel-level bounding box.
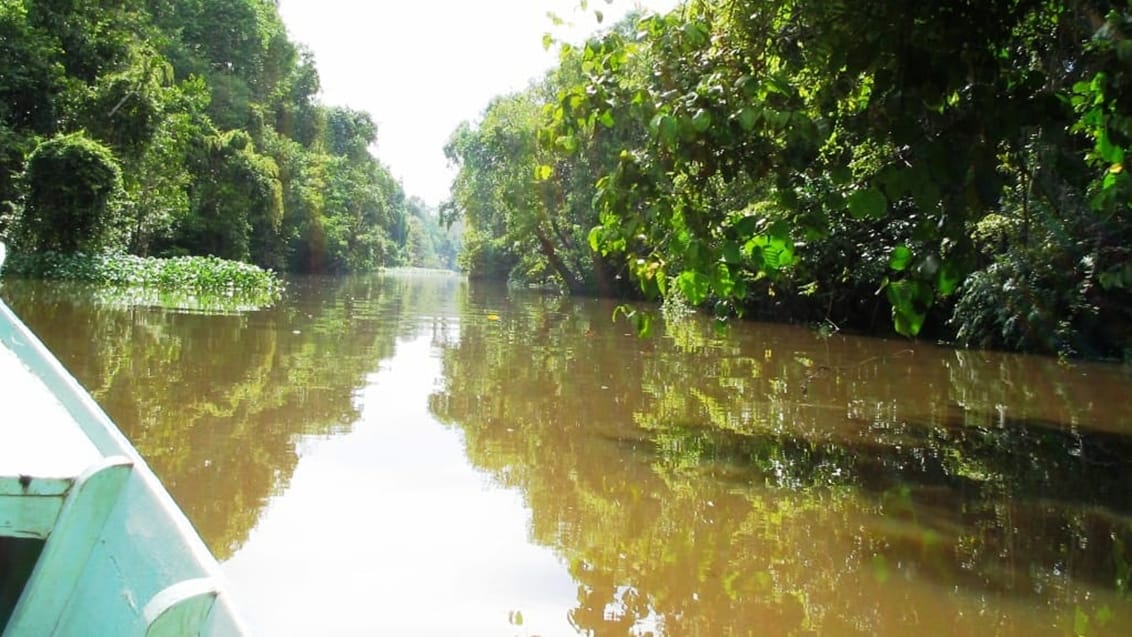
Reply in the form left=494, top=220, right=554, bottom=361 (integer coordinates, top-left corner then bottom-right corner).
left=17, top=132, right=125, bottom=253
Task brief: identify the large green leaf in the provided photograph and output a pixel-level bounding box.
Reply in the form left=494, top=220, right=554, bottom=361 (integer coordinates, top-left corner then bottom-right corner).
left=677, top=270, right=711, bottom=305
left=712, top=263, right=734, bottom=297
left=683, top=20, right=709, bottom=49
left=936, top=260, right=961, bottom=296
left=889, top=245, right=912, bottom=271
left=1097, top=128, right=1126, bottom=164
left=847, top=188, right=888, bottom=220
left=721, top=241, right=742, bottom=264
left=886, top=280, right=932, bottom=337
left=651, top=114, right=679, bottom=145
left=769, top=237, right=795, bottom=269
left=735, top=107, right=759, bottom=131
left=587, top=226, right=604, bottom=253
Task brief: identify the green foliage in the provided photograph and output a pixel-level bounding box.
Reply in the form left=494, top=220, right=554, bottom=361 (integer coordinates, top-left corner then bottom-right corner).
left=1, top=251, right=284, bottom=301
left=0, top=1, right=68, bottom=134
left=513, top=0, right=1132, bottom=356
left=0, top=0, right=418, bottom=276
left=444, top=42, right=645, bottom=295
left=323, top=106, right=377, bottom=161
left=445, top=95, right=552, bottom=285
left=17, top=131, right=124, bottom=253
left=403, top=197, right=460, bottom=270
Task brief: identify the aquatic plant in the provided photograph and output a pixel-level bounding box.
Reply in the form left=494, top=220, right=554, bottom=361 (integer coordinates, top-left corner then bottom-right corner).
left=0, top=251, right=285, bottom=304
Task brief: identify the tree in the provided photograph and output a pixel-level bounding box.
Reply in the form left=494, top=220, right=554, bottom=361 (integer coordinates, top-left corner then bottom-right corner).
left=324, top=106, right=377, bottom=161
left=1, top=0, right=419, bottom=276
left=402, top=197, right=460, bottom=270
left=444, top=120, right=519, bottom=279
left=446, top=88, right=603, bottom=293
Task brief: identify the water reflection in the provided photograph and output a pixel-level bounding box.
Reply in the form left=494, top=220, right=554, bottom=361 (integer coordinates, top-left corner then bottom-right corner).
left=430, top=281, right=1132, bottom=636
left=0, top=274, right=462, bottom=559
left=3, top=273, right=1130, bottom=635
left=221, top=333, right=580, bottom=635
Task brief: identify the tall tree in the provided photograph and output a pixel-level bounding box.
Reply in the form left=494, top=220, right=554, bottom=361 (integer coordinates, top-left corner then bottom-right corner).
left=446, top=85, right=617, bottom=294
left=1, top=0, right=421, bottom=275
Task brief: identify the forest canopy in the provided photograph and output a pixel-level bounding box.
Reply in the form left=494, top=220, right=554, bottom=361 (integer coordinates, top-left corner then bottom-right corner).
left=443, top=0, right=1131, bottom=358
left=0, top=0, right=458, bottom=273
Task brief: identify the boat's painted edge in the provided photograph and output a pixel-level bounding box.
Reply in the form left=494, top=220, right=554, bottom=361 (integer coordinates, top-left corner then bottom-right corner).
left=0, top=302, right=237, bottom=582
left=143, top=578, right=219, bottom=637
left=4, top=457, right=133, bottom=635
left=0, top=246, right=251, bottom=635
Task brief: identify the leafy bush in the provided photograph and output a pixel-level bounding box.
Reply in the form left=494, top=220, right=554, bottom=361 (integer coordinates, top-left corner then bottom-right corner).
left=16, top=132, right=125, bottom=253
left=951, top=254, right=1087, bottom=356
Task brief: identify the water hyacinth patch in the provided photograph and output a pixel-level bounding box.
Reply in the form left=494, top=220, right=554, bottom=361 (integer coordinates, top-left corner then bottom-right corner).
left=1, top=252, right=285, bottom=307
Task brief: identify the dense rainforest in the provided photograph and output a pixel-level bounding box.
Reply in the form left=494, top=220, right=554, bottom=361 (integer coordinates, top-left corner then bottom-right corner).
left=443, top=0, right=1132, bottom=359
left=0, top=0, right=458, bottom=274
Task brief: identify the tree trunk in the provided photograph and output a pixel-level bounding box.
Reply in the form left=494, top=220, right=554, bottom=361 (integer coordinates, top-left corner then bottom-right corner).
left=534, top=227, right=584, bottom=294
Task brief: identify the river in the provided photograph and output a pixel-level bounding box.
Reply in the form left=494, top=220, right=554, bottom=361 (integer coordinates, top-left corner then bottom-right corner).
left=3, top=272, right=1131, bottom=636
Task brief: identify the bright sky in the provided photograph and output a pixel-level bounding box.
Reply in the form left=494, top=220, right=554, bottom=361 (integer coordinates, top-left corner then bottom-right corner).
left=276, top=0, right=680, bottom=207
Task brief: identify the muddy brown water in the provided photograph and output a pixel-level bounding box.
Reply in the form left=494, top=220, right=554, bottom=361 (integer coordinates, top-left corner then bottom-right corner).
left=3, top=272, right=1130, bottom=636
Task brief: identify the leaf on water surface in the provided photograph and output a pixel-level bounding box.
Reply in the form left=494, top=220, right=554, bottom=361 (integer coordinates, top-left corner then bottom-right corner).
left=1075, top=606, right=1089, bottom=636
left=871, top=554, right=890, bottom=584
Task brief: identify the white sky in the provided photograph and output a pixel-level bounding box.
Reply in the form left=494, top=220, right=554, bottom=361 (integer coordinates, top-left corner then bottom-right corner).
left=276, top=0, right=680, bottom=207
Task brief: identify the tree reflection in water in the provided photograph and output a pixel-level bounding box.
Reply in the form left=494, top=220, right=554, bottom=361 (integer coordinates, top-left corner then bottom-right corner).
left=0, top=274, right=461, bottom=559
left=430, top=281, right=1132, bottom=636
left=3, top=274, right=1129, bottom=635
